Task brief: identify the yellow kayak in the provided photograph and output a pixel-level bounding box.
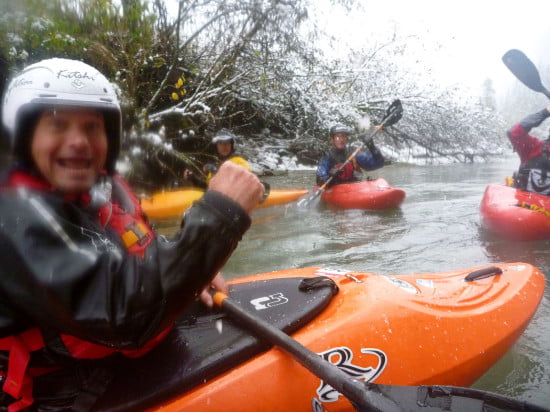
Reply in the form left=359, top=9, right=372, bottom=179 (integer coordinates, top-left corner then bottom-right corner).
left=141, top=188, right=308, bottom=219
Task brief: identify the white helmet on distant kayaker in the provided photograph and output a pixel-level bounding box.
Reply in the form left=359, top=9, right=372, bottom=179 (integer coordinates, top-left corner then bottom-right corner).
left=329, top=123, right=352, bottom=138
left=2, top=58, right=122, bottom=173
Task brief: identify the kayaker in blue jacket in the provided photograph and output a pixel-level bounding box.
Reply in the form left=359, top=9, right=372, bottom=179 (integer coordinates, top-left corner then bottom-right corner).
left=316, top=123, right=385, bottom=186
left=0, top=58, right=264, bottom=411
left=508, top=104, right=550, bottom=195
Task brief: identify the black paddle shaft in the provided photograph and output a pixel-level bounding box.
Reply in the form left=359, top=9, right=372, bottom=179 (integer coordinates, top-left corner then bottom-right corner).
left=215, top=292, right=550, bottom=412
left=502, top=49, right=550, bottom=99
left=217, top=294, right=401, bottom=411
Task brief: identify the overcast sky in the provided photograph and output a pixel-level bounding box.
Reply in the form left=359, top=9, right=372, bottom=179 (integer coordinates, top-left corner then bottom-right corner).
left=311, top=0, right=550, bottom=96
left=162, top=0, right=549, bottom=97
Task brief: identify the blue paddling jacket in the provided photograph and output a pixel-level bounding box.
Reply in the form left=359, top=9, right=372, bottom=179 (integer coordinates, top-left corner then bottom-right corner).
left=316, top=145, right=384, bottom=186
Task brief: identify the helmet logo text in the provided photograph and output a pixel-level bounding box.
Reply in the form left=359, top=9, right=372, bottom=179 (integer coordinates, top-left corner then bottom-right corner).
left=57, top=70, right=96, bottom=89
left=13, top=78, right=33, bottom=88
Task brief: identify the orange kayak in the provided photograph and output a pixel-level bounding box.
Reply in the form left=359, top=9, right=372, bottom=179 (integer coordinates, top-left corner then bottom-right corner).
left=480, top=183, right=550, bottom=240
left=94, top=262, right=544, bottom=411
left=140, top=188, right=308, bottom=219
left=321, top=178, right=405, bottom=209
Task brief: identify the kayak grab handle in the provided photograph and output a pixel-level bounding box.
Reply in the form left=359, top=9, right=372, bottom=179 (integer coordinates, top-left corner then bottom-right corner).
left=464, top=267, right=503, bottom=282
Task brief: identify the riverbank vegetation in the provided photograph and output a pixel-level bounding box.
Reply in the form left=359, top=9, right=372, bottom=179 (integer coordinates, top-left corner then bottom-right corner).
left=0, top=0, right=541, bottom=189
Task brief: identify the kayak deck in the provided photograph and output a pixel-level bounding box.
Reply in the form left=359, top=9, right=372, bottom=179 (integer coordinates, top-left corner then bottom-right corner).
left=257, top=188, right=308, bottom=208
left=141, top=188, right=308, bottom=219
left=95, top=276, right=337, bottom=411
left=480, top=183, right=550, bottom=240
left=140, top=188, right=204, bottom=220
left=321, top=178, right=405, bottom=209
left=94, top=262, right=544, bottom=411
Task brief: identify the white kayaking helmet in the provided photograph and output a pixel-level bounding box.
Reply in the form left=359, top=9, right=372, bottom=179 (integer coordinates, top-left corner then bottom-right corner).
left=2, top=58, right=122, bottom=173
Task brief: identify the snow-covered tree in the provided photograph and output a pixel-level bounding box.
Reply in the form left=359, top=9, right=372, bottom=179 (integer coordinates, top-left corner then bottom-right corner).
left=0, top=0, right=511, bottom=189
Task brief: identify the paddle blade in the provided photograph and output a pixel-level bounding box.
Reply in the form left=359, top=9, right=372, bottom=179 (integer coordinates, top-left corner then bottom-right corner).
left=296, top=188, right=323, bottom=208
left=382, top=99, right=403, bottom=127
left=296, top=194, right=313, bottom=208
left=502, top=49, right=550, bottom=99
left=365, top=383, right=550, bottom=412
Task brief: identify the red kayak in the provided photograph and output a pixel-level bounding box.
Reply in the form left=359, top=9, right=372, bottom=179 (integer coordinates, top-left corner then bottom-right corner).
left=321, top=178, right=405, bottom=210
left=480, top=183, right=550, bottom=240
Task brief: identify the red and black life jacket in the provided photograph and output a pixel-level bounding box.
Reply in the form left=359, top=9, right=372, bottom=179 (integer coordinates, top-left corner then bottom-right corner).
left=326, top=148, right=360, bottom=184
left=0, top=171, right=168, bottom=411
left=333, top=159, right=359, bottom=182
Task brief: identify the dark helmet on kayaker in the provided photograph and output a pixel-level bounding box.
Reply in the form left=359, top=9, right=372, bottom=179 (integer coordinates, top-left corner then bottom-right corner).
left=212, top=129, right=235, bottom=144
left=2, top=58, right=122, bottom=174
left=329, top=123, right=352, bottom=138
left=211, top=129, right=236, bottom=158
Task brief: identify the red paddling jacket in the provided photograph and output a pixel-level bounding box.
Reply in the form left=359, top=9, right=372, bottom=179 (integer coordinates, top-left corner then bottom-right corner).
left=508, top=108, right=550, bottom=195
left=0, top=168, right=250, bottom=411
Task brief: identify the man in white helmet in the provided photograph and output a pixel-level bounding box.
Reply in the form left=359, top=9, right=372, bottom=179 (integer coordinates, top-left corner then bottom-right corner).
left=183, top=128, right=250, bottom=189
left=0, top=58, right=263, bottom=410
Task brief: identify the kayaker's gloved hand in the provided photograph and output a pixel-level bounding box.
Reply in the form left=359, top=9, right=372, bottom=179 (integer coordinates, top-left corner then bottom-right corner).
left=328, top=167, right=342, bottom=178
left=363, top=137, right=376, bottom=152
left=364, top=137, right=384, bottom=162
left=200, top=272, right=228, bottom=308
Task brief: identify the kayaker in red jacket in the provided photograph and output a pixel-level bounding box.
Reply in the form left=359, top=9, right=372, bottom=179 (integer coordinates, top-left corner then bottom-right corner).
left=508, top=104, right=550, bottom=195
left=0, top=58, right=264, bottom=411
left=316, top=123, right=384, bottom=186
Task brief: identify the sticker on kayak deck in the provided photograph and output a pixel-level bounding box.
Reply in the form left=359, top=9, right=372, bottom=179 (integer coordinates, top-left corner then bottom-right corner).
left=382, top=276, right=418, bottom=294
left=516, top=201, right=550, bottom=218
left=250, top=292, right=288, bottom=311
left=313, top=268, right=351, bottom=278
left=312, top=346, right=387, bottom=408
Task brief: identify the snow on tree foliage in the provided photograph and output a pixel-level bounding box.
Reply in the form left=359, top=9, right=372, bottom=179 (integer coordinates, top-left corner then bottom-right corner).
left=0, top=0, right=513, bottom=190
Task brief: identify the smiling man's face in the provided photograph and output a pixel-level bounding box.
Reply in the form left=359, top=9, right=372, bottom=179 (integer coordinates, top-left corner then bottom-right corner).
left=31, top=108, right=108, bottom=194
left=331, top=132, right=348, bottom=149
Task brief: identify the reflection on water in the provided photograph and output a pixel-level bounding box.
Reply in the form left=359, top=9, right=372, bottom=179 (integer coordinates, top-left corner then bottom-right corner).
left=148, top=157, right=550, bottom=408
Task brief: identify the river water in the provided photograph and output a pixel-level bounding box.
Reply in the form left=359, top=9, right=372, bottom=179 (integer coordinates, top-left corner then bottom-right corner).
left=152, top=156, right=550, bottom=408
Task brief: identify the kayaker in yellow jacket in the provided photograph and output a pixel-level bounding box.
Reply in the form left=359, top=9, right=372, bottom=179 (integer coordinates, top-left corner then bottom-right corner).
left=184, top=129, right=250, bottom=189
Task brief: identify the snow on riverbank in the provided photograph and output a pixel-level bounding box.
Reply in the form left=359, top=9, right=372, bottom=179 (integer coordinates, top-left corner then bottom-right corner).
left=247, top=142, right=503, bottom=176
